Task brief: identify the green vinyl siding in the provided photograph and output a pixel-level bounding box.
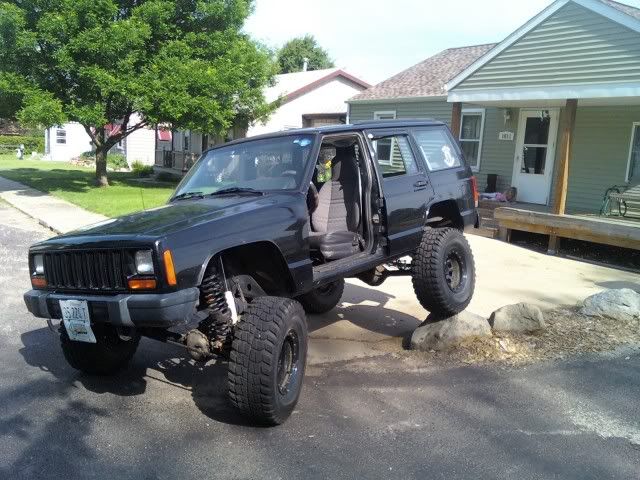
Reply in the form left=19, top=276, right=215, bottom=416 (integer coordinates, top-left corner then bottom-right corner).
left=349, top=100, right=453, bottom=125
left=563, top=106, right=640, bottom=213
left=456, top=2, right=640, bottom=90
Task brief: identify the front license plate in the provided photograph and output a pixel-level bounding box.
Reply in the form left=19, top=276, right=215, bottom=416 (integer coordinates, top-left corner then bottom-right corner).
left=60, top=299, right=96, bottom=343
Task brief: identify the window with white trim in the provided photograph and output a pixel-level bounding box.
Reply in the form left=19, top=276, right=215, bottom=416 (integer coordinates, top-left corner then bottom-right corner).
left=628, top=123, right=640, bottom=183
left=373, top=111, right=396, bottom=165
left=55, top=129, right=66, bottom=144
left=459, top=109, right=485, bottom=171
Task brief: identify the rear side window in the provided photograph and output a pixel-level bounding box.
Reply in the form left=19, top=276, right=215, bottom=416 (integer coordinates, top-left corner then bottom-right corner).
left=371, top=135, right=419, bottom=178
left=413, top=128, right=462, bottom=172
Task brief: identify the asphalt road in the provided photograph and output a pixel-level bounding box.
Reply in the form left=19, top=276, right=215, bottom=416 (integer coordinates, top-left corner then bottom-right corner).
left=1, top=202, right=639, bottom=480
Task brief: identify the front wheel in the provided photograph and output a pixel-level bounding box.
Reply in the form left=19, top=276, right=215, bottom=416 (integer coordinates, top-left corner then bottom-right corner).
left=60, top=323, right=140, bottom=375
left=296, top=278, right=345, bottom=314
left=412, top=227, right=476, bottom=317
left=227, top=297, right=308, bottom=425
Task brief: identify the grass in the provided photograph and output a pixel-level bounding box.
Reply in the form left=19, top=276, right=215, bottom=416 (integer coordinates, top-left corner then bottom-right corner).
left=0, top=154, right=178, bottom=217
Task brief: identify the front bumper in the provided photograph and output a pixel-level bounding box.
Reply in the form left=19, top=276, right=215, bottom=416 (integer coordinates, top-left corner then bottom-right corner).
left=23, top=288, right=200, bottom=328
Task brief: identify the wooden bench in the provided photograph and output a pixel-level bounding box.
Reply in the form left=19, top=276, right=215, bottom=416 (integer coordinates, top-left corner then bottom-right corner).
left=607, top=184, right=640, bottom=219
left=494, top=207, right=640, bottom=251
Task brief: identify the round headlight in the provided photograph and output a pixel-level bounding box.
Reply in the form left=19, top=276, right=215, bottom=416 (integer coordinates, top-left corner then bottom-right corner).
left=135, top=250, right=155, bottom=275
left=33, top=254, right=44, bottom=275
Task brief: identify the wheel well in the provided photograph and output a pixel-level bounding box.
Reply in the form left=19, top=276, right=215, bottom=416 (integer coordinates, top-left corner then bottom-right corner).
left=426, top=200, right=464, bottom=230
left=204, top=242, right=295, bottom=296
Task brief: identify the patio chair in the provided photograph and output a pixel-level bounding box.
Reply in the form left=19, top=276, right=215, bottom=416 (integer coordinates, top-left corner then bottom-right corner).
left=604, top=184, right=640, bottom=218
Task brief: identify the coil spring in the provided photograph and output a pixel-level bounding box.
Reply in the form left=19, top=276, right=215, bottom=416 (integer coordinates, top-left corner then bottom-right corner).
left=199, top=271, right=232, bottom=352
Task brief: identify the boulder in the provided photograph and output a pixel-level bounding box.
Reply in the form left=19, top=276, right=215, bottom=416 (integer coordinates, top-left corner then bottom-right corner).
left=410, top=311, right=491, bottom=351
left=489, top=303, right=546, bottom=332
left=580, top=289, right=640, bottom=322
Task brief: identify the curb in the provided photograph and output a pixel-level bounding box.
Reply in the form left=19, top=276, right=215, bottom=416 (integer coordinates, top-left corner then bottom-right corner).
left=0, top=194, right=63, bottom=235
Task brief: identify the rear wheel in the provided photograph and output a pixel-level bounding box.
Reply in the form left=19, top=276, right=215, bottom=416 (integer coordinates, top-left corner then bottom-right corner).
left=296, top=278, right=345, bottom=314
left=412, top=227, right=475, bottom=317
left=60, top=323, right=140, bottom=375
left=227, top=297, right=308, bottom=425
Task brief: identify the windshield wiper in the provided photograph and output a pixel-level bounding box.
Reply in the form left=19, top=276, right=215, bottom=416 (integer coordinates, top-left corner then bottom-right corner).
left=209, top=187, right=264, bottom=196
left=172, top=191, right=204, bottom=201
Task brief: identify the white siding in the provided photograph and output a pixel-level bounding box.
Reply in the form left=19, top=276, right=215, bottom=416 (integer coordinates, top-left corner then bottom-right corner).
left=45, top=123, right=92, bottom=161
left=125, top=127, right=156, bottom=166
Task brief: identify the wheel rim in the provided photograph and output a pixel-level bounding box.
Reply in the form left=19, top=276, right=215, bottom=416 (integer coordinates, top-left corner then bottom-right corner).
left=277, top=329, right=300, bottom=397
left=444, top=249, right=467, bottom=293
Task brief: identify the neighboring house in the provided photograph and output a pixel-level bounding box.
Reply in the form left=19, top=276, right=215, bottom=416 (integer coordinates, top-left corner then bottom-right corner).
left=247, top=68, right=370, bottom=136
left=44, top=115, right=156, bottom=166
left=349, top=0, right=640, bottom=214
left=156, top=68, right=370, bottom=172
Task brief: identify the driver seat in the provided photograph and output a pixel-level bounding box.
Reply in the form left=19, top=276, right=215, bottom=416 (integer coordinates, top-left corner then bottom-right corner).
left=309, top=146, right=361, bottom=260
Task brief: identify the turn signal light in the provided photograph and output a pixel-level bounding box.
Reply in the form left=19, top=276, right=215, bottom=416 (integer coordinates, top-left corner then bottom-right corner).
left=31, top=276, right=47, bottom=288
left=128, top=279, right=157, bottom=290
left=470, top=176, right=479, bottom=208
left=163, top=250, right=177, bottom=286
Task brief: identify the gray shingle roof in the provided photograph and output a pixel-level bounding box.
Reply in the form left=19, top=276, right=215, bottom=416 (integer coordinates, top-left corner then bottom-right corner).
left=601, top=0, right=640, bottom=20
left=349, top=43, right=497, bottom=102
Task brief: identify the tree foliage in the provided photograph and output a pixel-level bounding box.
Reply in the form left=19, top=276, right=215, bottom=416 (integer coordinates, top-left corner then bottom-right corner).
left=276, top=35, right=334, bottom=74
left=0, top=0, right=277, bottom=185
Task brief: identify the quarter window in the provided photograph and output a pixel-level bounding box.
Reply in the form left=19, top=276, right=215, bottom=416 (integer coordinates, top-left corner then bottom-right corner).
left=459, top=110, right=484, bottom=171
left=372, top=135, right=418, bottom=178
left=628, top=123, right=640, bottom=183
left=413, top=128, right=462, bottom=172
left=56, top=129, right=66, bottom=145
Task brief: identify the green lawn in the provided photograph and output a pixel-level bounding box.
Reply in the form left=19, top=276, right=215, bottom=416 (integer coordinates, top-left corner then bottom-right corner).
left=0, top=154, right=177, bottom=217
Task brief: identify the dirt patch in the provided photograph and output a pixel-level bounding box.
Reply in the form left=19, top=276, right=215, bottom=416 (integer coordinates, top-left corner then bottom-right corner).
left=406, top=307, right=640, bottom=366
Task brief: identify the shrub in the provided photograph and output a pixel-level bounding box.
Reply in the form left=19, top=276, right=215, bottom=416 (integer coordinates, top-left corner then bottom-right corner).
left=80, top=150, right=95, bottom=159
left=131, top=161, right=154, bottom=177
left=107, top=153, right=128, bottom=170
left=156, top=171, right=182, bottom=183
left=0, top=134, right=45, bottom=154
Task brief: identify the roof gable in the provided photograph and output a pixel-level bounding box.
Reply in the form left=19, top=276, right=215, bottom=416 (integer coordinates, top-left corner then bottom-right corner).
left=265, top=69, right=369, bottom=104
left=447, top=0, right=640, bottom=92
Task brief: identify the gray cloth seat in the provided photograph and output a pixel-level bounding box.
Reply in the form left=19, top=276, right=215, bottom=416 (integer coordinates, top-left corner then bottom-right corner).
left=310, top=147, right=361, bottom=260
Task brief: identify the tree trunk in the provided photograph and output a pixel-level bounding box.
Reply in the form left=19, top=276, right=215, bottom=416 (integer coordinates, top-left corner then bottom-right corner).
left=95, top=147, right=109, bottom=187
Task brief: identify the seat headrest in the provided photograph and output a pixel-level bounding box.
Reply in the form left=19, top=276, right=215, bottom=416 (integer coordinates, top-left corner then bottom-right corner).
left=331, top=146, right=358, bottom=181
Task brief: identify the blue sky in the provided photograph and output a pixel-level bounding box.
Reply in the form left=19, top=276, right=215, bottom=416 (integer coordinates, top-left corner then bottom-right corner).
left=244, top=0, right=640, bottom=84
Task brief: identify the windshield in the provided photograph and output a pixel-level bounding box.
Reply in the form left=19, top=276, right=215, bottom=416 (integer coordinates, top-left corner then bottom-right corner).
left=173, top=134, right=316, bottom=198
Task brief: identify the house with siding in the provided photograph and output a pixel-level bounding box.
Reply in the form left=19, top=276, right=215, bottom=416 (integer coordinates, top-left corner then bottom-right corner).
left=348, top=0, right=640, bottom=214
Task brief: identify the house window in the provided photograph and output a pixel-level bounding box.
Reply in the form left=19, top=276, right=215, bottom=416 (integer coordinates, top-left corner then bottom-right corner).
left=459, top=109, right=485, bottom=171
left=56, top=129, right=67, bottom=144
left=373, top=111, right=396, bottom=165
left=627, top=123, right=640, bottom=183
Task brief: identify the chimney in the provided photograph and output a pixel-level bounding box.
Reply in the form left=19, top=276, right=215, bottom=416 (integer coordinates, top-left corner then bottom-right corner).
left=302, top=57, right=309, bottom=72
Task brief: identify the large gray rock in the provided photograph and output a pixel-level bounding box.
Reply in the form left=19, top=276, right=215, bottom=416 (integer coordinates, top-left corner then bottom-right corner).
left=580, top=289, right=640, bottom=322
left=410, top=311, right=491, bottom=351
left=489, top=303, right=546, bottom=332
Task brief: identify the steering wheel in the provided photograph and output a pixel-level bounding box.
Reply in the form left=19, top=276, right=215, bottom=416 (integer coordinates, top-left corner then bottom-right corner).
left=307, top=182, right=319, bottom=214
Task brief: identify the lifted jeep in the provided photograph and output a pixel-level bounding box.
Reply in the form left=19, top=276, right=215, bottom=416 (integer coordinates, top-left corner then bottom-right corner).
left=24, top=119, right=479, bottom=425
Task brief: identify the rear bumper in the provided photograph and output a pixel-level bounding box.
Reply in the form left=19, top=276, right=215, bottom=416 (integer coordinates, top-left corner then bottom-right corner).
left=23, top=288, right=199, bottom=328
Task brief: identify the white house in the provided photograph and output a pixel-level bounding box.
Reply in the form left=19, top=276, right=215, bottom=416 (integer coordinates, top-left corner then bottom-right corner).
left=44, top=115, right=156, bottom=166
left=247, top=68, right=370, bottom=136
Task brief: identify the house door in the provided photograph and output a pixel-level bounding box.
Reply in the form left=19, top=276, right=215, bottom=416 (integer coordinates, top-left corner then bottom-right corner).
left=512, top=109, right=559, bottom=205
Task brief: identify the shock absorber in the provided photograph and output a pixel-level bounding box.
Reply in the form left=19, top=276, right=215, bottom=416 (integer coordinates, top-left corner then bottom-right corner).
left=198, top=269, right=234, bottom=354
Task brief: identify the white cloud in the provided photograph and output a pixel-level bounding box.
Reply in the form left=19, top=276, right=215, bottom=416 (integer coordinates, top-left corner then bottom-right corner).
left=244, top=0, right=640, bottom=83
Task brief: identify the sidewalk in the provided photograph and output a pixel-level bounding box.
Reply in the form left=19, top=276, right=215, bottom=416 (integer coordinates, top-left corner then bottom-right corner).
left=0, top=176, right=106, bottom=234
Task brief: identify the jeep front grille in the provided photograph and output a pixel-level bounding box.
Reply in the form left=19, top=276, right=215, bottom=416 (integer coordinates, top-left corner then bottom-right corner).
left=43, top=250, right=133, bottom=291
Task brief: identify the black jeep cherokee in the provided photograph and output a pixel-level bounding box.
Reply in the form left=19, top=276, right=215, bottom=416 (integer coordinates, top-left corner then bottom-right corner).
left=24, top=119, right=479, bottom=425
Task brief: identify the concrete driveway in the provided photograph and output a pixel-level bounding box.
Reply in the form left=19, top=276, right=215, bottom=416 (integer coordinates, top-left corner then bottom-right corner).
left=308, top=234, right=640, bottom=362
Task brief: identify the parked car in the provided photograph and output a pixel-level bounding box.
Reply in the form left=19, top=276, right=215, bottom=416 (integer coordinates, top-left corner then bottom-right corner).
left=24, top=120, right=479, bottom=425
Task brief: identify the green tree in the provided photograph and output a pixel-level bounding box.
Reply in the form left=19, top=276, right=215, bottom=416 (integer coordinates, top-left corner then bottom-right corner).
left=0, top=0, right=276, bottom=186
left=276, top=35, right=334, bottom=74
